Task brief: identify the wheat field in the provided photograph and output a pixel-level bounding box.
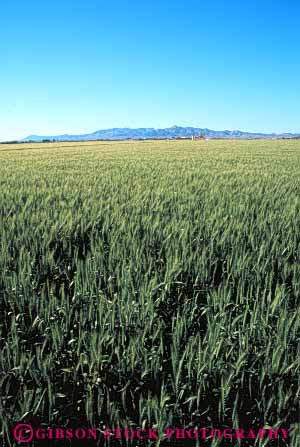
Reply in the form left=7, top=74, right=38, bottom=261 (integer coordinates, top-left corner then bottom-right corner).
left=0, top=139, right=299, bottom=446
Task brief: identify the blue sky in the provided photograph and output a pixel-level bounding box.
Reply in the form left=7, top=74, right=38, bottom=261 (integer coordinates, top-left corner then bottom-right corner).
left=1, top=0, right=300, bottom=140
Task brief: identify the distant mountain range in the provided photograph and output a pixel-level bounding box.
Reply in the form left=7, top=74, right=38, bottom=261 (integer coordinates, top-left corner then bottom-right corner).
left=21, top=126, right=300, bottom=142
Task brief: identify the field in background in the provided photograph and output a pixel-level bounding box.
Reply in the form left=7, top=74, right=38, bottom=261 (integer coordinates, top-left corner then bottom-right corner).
left=0, top=139, right=300, bottom=446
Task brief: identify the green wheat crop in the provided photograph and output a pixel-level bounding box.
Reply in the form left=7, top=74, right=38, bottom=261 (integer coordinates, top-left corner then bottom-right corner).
left=0, top=139, right=299, bottom=446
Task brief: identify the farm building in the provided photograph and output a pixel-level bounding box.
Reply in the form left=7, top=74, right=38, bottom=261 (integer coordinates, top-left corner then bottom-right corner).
left=192, top=134, right=205, bottom=140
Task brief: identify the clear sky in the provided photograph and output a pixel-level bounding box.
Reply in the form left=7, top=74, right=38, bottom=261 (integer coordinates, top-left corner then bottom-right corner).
left=1, top=0, right=300, bottom=140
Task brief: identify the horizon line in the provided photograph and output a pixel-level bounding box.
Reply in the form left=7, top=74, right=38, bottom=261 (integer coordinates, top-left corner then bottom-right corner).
left=2, top=125, right=300, bottom=143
